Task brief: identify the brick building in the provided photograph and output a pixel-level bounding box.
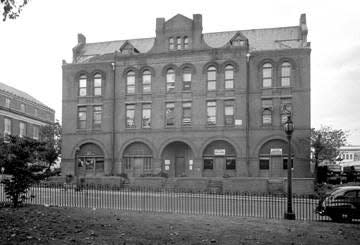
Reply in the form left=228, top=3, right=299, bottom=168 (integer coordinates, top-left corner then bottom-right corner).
left=62, top=14, right=312, bottom=193
left=0, top=82, right=55, bottom=139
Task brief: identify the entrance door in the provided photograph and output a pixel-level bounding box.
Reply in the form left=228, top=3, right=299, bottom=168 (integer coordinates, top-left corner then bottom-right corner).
left=175, top=157, right=185, bottom=177
left=270, top=156, right=282, bottom=177
left=215, top=157, right=225, bottom=177
left=134, top=158, right=143, bottom=177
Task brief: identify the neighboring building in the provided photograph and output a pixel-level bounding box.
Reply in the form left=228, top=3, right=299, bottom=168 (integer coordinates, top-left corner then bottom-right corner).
left=62, top=14, right=312, bottom=192
left=338, top=146, right=360, bottom=163
left=0, top=82, right=55, bottom=140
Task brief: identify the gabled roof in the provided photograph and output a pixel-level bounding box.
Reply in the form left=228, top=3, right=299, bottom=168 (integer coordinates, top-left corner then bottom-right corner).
left=75, top=25, right=304, bottom=63
left=0, top=82, right=51, bottom=109
left=166, top=14, right=192, bottom=24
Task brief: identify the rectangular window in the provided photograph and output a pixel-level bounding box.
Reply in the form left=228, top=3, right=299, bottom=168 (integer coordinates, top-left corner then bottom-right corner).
left=19, top=122, right=26, bottom=137
left=224, top=67, right=234, bottom=89
left=259, top=158, right=270, bottom=170
left=4, top=118, right=11, bottom=136
left=207, top=68, right=216, bottom=91
left=127, top=73, right=135, bottom=94
left=182, top=71, right=191, bottom=90
left=142, top=104, right=151, bottom=128
left=20, top=103, right=25, bottom=112
left=77, top=106, right=87, bottom=129
left=226, top=158, right=236, bottom=170
left=203, top=158, right=214, bottom=170
left=93, top=106, right=102, bottom=129
left=124, top=157, right=132, bottom=170
left=166, top=70, right=175, bottom=92
left=169, top=37, right=174, bottom=50
left=182, top=102, right=192, bottom=126
left=283, top=158, right=294, bottom=169
left=224, top=101, right=234, bottom=126
left=5, top=98, right=10, bottom=108
left=126, top=104, right=136, bottom=128
left=165, top=102, right=175, bottom=126
left=207, top=101, right=216, bottom=125
left=144, top=157, right=152, bottom=170
left=142, top=72, right=151, bottom=93
left=262, top=99, right=273, bottom=125
left=33, top=125, right=39, bottom=140
left=79, top=77, right=87, bottom=96
left=281, top=99, right=292, bottom=124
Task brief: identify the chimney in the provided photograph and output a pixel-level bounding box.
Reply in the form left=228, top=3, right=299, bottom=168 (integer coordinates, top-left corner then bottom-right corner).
left=156, top=18, right=165, bottom=35
left=193, top=14, right=202, bottom=31
left=299, top=14, right=308, bottom=44
left=192, top=14, right=203, bottom=49
left=78, top=33, right=86, bottom=44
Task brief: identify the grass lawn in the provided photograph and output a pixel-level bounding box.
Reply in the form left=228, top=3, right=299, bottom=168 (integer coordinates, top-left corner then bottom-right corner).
left=0, top=204, right=359, bottom=244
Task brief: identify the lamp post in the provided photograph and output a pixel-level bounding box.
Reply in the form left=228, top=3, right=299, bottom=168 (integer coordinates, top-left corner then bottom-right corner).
left=284, top=115, right=295, bottom=220
left=74, top=147, right=80, bottom=191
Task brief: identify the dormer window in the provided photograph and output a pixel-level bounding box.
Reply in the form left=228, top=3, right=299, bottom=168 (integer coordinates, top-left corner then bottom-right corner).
left=184, top=37, right=189, bottom=49
left=169, top=37, right=174, bottom=50
left=231, top=39, right=245, bottom=47
left=177, top=37, right=182, bottom=50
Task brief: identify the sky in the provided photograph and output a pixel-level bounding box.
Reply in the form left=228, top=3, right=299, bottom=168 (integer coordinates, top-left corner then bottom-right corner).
left=0, top=0, right=359, bottom=144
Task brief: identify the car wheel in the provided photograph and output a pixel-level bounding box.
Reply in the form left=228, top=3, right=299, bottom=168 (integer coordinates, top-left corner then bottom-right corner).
left=330, top=213, right=352, bottom=223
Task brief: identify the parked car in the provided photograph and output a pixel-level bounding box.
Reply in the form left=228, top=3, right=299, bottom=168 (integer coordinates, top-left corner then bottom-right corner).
left=343, top=166, right=360, bottom=182
left=316, top=186, right=360, bottom=222
left=318, top=165, right=344, bottom=184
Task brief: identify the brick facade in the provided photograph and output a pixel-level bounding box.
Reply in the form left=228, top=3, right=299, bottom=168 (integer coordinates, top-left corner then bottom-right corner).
left=62, top=14, right=312, bottom=191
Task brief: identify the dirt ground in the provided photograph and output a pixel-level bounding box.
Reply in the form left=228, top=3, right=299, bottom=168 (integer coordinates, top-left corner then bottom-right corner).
left=0, top=204, right=359, bottom=245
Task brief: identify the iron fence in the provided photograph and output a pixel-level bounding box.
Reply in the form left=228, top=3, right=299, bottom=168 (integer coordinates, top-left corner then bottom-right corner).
left=0, top=183, right=330, bottom=221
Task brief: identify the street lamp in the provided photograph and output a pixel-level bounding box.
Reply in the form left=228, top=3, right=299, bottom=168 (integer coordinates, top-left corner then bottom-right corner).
left=74, top=147, right=80, bottom=191
left=284, top=115, right=296, bottom=220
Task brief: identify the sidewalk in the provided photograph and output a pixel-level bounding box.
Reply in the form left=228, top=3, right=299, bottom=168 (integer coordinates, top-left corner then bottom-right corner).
left=0, top=204, right=359, bottom=244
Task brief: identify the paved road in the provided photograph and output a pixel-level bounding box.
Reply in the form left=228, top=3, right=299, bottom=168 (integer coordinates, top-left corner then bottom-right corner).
left=0, top=184, right=328, bottom=221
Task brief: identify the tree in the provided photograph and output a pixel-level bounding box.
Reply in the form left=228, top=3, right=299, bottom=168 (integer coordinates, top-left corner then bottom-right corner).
left=311, top=126, right=349, bottom=183
left=0, top=135, right=53, bottom=207
left=1, top=0, right=29, bottom=21
left=39, top=121, right=62, bottom=170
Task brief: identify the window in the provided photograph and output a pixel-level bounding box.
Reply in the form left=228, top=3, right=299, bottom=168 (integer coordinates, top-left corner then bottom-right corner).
left=207, top=66, right=216, bottom=91
left=224, top=101, right=234, bottom=126
left=224, top=65, right=234, bottom=89
left=33, top=125, right=39, bottom=140
left=93, top=106, right=102, bottom=129
left=19, top=122, right=26, bottom=137
left=203, top=158, right=214, bottom=170
left=182, top=102, right=192, bottom=126
left=262, top=99, right=273, bottom=125
left=184, top=36, right=189, bottom=49
left=207, top=101, right=216, bottom=125
left=226, top=158, right=236, bottom=170
left=166, top=68, right=175, bottom=92
left=182, top=68, right=192, bottom=90
left=79, top=75, right=87, bottom=96
left=124, top=157, right=132, bottom=170
left=78, top=106, right=87, bottom=129
left=4, top=118, right=11, bottom=136
left=126, top=71, right=135, bottom=94
left=259, top=158, right=270, bottom=170
left=126, top=104, right=136, bottom=128
left=94, top=73, right=102, bottom=96
left=142, top=104, right=151, bottom=128
left=165, top=102, right=175, bottom=126
left=169, top=37, right=174, bottom=50
left=262, top=63, right=272, bottom=88
left=20, top=103, right=25, bottom=112
left=281, top=62, right=291, bottom=87
left=144, top=158, right=152, bottom=170
left=281, top=99, right=292, bottom=124
left=283, top=158, right=294, bottom=169
left=142, top=70, right=151, bottom=93
left=5, top=98, right=10, bottom=108
left=177, top=37, right=181, bottom=49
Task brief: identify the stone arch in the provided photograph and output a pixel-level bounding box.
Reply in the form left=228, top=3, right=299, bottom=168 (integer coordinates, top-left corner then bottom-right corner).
left=253, top=135, right=298, bottom=157
left=276, top=57, right=297, bottom=71
left=257, top=58, right=276, bottom=71
left=220, top=60, right=239, bottom=73
left=202, top=61, right=220, bottom=74
left=161, top=64, right=178, bottom=76
left=158, top=138, right=197, bottom=159
left=139, top=65, right=156, bottom=77
left=90, top=69, right=107, bottom=80
left=179, top=63, right=197, bottom=75
left=72, top=138, right=109, bottom=159
left=118, top=138, right=157, bottom=159
left=122, top=66, right=138, bottom=78
left=73, top=140, right=106, bottom=176
left=200, top=136, right=240, bottom=158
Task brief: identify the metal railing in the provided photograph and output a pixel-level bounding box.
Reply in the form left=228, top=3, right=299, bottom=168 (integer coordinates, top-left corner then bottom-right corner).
left=0, top=183, right=330, bottom=221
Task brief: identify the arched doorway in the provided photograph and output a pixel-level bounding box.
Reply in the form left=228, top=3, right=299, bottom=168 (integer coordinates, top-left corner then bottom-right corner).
left=202, top=140, right=237, bottom=177
left=122, top=142, right=153, bottom=177
left=161, top=141, right=194, bottom=177
left=77, top=143, right=104, bottom=176
left=258, top=139, right=294, bottom=177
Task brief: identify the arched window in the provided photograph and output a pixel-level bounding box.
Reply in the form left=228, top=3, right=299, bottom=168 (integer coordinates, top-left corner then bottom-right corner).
left=93, top=73, right=102, bottom=96
left=123, top=142, right=153, bottom=176
left=77, top=143, right=104, bottom=176
left=207, top=66, right=216, bottom=91
left=142, top=70, right=151, bottom=93
left=182, top=67, right=192, bottom=90
left=166, top=68, right=175, bottom=92
left=126, top=71, right=135, bottom=94
left=262, top=63, right=272, bottom=88
left=281, top=62, right=291, bottom=87
left=176, top=37, right=182, bottom=49
left=184, top=36, right=189, bottom=49
left=224, top=65, right=234, bottom=89
left=79, top=75, right=87, bottom=96
left=169, top=37, right=174, bottom=50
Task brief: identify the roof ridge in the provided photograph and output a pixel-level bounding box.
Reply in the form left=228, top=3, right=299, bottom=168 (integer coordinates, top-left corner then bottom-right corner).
left=204, top=25, right=299, bottom=35
left=85, top=37, right=155, bottom=46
